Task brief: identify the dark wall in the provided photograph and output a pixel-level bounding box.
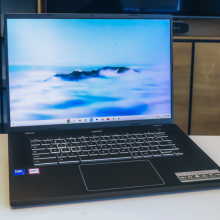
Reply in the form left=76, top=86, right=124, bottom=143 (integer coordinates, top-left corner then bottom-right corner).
left=1, top=0, right=37, bottom=35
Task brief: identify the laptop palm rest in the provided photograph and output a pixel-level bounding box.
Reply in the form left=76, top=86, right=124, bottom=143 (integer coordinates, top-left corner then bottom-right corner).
left=79, top=160, right=164, bottom=191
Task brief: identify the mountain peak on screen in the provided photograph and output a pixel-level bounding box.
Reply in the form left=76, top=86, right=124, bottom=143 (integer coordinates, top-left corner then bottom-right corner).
left=54, top=66, right=139, bottom=81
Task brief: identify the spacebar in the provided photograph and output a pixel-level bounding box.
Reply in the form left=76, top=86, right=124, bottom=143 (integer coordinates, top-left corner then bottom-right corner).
left=80, top=154, right=132, bottom=163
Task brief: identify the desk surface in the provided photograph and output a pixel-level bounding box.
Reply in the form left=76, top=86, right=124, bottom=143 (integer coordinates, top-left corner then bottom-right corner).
left=0, top=135, right=220, bottom=220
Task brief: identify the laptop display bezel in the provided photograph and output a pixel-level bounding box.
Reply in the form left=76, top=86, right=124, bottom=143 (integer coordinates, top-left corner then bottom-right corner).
left=4, top=13, right=173, bottom=133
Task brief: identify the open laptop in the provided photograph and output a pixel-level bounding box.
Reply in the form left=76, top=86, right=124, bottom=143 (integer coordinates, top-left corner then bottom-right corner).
left=5, top=14, right=220, bottom=207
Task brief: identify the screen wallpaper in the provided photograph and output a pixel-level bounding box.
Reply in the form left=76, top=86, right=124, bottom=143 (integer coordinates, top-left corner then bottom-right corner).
left=7, top=19, right=171, bottom=126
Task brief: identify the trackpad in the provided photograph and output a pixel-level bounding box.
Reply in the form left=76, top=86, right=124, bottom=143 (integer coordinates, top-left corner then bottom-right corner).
left=79, top=160, right=164, bottom=191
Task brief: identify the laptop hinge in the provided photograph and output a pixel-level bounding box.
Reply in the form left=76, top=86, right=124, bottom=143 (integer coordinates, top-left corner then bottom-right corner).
left=25, top=132, right=35, bottom=134
left=152, top=124, right=162, bottom=127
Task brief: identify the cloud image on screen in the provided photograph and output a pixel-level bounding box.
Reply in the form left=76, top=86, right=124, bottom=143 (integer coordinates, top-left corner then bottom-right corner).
left=7, top=19, right=171, bottom=123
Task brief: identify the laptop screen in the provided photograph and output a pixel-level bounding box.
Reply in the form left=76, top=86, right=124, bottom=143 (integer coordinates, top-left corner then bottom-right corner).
left=6, top=18, right=171, bottom=127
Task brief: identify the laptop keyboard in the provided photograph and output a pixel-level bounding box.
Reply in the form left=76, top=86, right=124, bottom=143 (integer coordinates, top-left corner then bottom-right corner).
left=31, top=132, right=183, bottom=166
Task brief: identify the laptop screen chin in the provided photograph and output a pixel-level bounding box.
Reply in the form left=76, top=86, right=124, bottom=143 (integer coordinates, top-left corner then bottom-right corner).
left=6, top=18, right=171, bottom=128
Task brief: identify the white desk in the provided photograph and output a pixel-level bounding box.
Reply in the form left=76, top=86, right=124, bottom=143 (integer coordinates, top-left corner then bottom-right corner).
left=0, top=135, right=220, bottom=220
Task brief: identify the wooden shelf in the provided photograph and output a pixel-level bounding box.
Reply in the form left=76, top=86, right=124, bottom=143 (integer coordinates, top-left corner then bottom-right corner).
left=173, top=36, right=220, bottom=40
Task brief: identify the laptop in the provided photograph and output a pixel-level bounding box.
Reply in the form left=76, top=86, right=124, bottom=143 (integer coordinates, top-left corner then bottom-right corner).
left=5, top=14, right=220, bottom=207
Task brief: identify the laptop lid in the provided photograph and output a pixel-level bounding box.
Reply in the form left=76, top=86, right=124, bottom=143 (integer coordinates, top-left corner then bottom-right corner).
left=4, top=14, right=173, bottom=133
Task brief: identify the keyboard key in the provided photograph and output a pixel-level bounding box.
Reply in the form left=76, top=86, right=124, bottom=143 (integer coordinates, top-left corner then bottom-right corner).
left=78, top=143, right=87, bottom=148
left=111, top=134, right=122, bottom=137
left=162, top=137, right=172, bottom=142
left=130, top=144, right=141, bottom=149
left=106, top=141, right=117, bottom=146
left=116, top=140, right=126, bottom=145
left=134, top=133, right=144, bottom=136
left=118, top=137, right=127, bottom=141
left=158, top=146, right=179, bottom=151
left=57, top=153, right=68, bottom=158
left=127, top=136, right=137, bottom=140
left=68, top=152, right=78, bottom=157
left=150, top=143, right=159, bottom=147
left=109, top=138, right=118, bottom=141
left=123, top=133, right=132, bottom=136
left=161, top=150, right=174, bottom=154
left=71, top=147, right=81, bottom=153
left=100, top=137, right=109, bottom=141
left=159, top=142, right=175, bottom=147
left=66, top=137, right=76, bottom=140
left=32, top=150, right=50, bottom=155
left=75, top=138, right=83, bottom=142
left=148, top=148, right=158, bottom=152
left=51, top=149, right=60, bottom=154
left=42, top=138, right=54, bottom=141
left=175, top=152, right=184, bottom=156
left=129, top=149, right=139, bottom=153
left=109, top=149, right=119, bottom=154
left=54, top=137, right=65, bottom=141
left=31, top=142, right=41, bottom=146
left=102, top=146, right=112, bottom=150
left=81, top=139, right=90, bottom=143
left=87, top=142, right=97, bottom=147
left=32, top=145, right=46, bottom=150
left=121, top=144, right=131, bottom=149
left=154, top=132, right=165, bottom=135
left=152, top=153, right=162, bottom=157
left=77, top=136, right=89, bottom=139
left=112, top=145, right=122, bottom=150
left=144, top=133, right=154, bottom=138
left=89, top=135, right=99, bottom=139
left=41, top=141, right=51, bottom=145
left=31, top=139, right=41, bottom=142
left=78, top=152, right=88, bottom=157
left=51, top=140, right=61, bottom=144
left=97, top=141, right=107, bottom=146
left=47, top=145, right=57, bottom=150
left=92, top=146, right=101, bottom=151
left=67, top=143, right=78, bottom=148
left=61, top=148, right=70, bottom=153
left=142, top=152, right=152, bottom=158
left=59, top=157, right=79, bottom=164
left=81, top=147, right=92, bottom=152
left=89, top=151, right=99, bottom=156
left=57, top=144, right=66, bottom=148
left=71, top=139, right=80, bottom=144
left=144, top=139, right=153, bottom=143
left=99, top=150, right=109, bottom=155
left=137, top=136, right=147, bottom=140
left=34, top=158, right=58, bottom=165
left=126, top=140, right=135, bottom=144
left=139, top=147, right=149, bottom=152
left=61, top=140, right=70, bottom=145
left=140, top=143, right=150, bottom=148
left=33, top=154, right=56, bottom=160
left=119, top=149, right=129, bottom=154
left=162, top=152, right=174, bottom=157
left=80, top=153, right=132, bottom=163
left=90, top=138, right=100, bottom=142
left=100, top=135, right=111, bottom=138
left=154, top=138, right=163, bottom=142
left=135, top=140, right=145, bottom=144
left=131, top=152, right=143, bottom=159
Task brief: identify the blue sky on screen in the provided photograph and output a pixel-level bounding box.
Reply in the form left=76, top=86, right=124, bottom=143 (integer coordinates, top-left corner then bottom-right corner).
left=7, top=19, right=170, bottom=67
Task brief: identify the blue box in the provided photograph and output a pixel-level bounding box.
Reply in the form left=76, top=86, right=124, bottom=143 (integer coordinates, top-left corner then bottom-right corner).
left=14, top=169, right=26, bottom=176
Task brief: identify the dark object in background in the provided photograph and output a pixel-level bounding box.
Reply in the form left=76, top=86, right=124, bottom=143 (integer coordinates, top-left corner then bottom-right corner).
left=45, top=0, right=220, bottom=18
left=173, top=21, right=189, bottom=34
